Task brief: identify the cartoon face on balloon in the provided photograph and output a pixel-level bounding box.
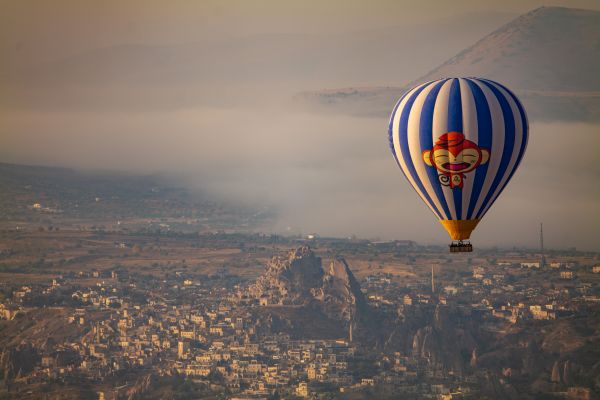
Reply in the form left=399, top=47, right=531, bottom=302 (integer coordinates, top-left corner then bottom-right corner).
left=423, top=132, right=490, bottom=189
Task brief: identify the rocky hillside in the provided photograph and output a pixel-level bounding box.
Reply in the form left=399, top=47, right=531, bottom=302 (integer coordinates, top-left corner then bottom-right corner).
left=297, top=7, right=600, bottom=122
left=475, top=316, right=600, bottom=397
left=380, top=302, right=486, bottom=376
left=244, top=247, right=483, bottom=371
left=243, top=247, right=600, bottom=395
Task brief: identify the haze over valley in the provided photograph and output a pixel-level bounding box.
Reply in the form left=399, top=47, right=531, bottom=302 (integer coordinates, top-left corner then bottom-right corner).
left=1, top=2, right=599, bottom=248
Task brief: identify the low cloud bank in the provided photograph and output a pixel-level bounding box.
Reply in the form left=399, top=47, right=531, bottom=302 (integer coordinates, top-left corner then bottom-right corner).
left=1, top=104, right=598, bottom=250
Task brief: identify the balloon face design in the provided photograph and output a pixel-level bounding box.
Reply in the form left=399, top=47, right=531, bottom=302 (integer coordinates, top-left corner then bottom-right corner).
left=422, top=132, right=490, bottom=189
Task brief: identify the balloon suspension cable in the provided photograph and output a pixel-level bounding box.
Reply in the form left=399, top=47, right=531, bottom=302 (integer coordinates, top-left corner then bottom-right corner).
left=449, top=240, right=473, bottom=253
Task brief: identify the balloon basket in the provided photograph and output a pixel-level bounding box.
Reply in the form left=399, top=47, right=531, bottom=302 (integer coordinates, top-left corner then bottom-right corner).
left=449, top=241, right=473, bottom=253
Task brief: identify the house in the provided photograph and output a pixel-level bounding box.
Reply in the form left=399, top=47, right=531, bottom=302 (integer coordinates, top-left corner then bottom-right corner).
left=560, top=271, right=574, bottom=279
left=443, top=286, right=458, bottom=295
left=181, top=330, right=195, bottom=340
left=521, top=262, right=540, bottom=269
left=178, top=341, right=190, bottom=359
left=296, top=382, right=309, bottom=397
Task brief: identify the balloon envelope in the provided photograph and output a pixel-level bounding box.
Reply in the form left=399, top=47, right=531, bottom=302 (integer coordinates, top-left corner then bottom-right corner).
left=388, top=77, right=528, bottom=241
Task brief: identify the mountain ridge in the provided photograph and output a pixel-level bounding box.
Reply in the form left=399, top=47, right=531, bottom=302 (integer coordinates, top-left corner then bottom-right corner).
left=412, top=6, right=600, bottom=91
left=295, top=6, right=600, bottom=122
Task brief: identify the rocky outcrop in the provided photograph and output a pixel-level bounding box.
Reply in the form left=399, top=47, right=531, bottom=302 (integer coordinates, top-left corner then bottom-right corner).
left=0, top=343, right=40, bottom=382
left=244, top=246, right=375, bottom=341
left=551, top=360, right=562, bottom=383
left=247, top=246, right=324, bottom=305
left=407, top=305, right=478, bottom=373
left=314, top=257, right=367, bottom=322
left=246, top=246, right=367, bottom=322
left=474, top=314, right=600, bottom=397
left=127, top=373, right=153, bottom=400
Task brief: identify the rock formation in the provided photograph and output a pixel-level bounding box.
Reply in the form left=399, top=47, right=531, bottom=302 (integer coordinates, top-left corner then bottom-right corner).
left=551, top=360, right=562, bottom=383
left=244, top=246, right=372, bottom=340
left=0, top=343, right=40, bottom=383
left=246, top=246, right=367, bottom=322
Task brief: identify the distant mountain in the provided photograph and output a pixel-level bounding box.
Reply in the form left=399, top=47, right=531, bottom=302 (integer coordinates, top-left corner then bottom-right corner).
left=297, top=7, right=600, bottom=122
left=416, top=7, right=600, bottom=91
left=0, top=11, right=516, bottom=110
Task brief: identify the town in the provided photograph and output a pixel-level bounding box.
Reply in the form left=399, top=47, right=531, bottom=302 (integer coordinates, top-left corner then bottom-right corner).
left=1, top=228, right=598, bottom=400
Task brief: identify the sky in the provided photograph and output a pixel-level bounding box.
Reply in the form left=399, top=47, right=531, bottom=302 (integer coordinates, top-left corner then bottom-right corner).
left=2, top=0, right=600, bottom=65
left=1, top=0, right=599, bottom=250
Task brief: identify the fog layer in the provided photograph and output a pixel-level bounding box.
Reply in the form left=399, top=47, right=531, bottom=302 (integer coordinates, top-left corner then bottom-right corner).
left=1, top=105, right=598, bottom=250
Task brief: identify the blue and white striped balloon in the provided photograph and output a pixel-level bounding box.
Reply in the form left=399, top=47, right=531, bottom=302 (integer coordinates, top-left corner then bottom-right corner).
left=388, top=77, right=528, bottom=242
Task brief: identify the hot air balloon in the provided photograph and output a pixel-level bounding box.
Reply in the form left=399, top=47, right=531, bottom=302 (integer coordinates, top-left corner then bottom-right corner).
left=388, top=78, right=528, bottom=252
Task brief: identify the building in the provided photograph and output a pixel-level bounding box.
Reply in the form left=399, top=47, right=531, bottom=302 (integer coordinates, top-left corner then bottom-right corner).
left=521, top=262, right=540, bottom=269
left=178, top=340, right=190, bottom=359
left=296, top=382, right=309, bottom=397
left=560, top=271, right=574, bottom=279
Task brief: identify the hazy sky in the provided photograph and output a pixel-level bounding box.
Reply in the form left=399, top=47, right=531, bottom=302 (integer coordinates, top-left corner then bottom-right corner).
left=2, top=0, right=600, bottom=65
left=1, top=1, right=599, bottom=250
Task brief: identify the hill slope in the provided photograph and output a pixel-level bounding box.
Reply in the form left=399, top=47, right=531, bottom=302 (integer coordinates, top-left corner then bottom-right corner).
left=297, top=7, right=600, bottom=122
left=416, top=7, right=600, bottom=91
